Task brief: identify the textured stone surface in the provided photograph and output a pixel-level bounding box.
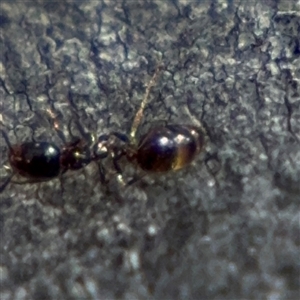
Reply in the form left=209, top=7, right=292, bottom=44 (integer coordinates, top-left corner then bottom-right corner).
left=0, top=1, right=299, bottom=299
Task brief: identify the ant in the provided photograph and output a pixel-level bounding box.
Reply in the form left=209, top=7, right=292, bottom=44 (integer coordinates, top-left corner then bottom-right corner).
left=0, top=65, right=206, bottom=192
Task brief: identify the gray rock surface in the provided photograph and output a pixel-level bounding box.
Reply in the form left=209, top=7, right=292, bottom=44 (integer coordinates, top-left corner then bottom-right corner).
left=0, top=1, right=299, bottom=299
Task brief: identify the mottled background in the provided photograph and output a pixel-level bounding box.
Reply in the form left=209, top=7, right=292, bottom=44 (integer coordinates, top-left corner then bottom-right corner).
left=0, top=1, right=299, bottom=299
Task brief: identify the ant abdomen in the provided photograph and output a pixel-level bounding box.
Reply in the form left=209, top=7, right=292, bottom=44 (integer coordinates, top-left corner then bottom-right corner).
left=135, top=125, right=205, bottom=172
left=8, top=142, right=61, bottom=180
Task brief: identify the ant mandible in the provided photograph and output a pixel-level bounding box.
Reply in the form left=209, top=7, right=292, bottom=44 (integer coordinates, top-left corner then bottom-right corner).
left=0, top=65, right=206, bottom=192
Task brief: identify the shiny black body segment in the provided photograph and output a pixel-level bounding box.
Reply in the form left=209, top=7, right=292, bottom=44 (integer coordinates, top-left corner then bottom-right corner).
left=9, top=142, right=61, bottom=179
left=134, top=125, right=205, bottom=172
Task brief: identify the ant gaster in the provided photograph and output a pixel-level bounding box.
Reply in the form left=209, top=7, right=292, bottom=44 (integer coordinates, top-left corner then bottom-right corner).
left=0, top=65, right=206, bottom=192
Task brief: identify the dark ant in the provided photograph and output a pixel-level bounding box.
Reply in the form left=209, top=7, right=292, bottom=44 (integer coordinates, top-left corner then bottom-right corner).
left=0, top=65, right=206, bottom=192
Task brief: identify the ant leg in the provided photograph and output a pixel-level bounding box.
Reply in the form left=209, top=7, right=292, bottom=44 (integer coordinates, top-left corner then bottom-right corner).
left=204, top=152, right=221, bottom=178
left=10, top=178, right=52, bottom=185
left=113, top=163, right=126, bottom=187
left=126, top=173, right=146, bottom=186
left=96, top=162, right=107, bottom=184
left=108, top=145, right=127, bottom=186
left=92, top=134, right=120, bottom=183
left=1, top=129, right=13, bottom=152
left=67, top=92, right=96, bottom=143
left=0, top=173, right=14, bottom=193
left=130, top=64, right=164, bottom=143
left=0, top=130, right=14, bottom=193
left=46, top=103, right=80, bottom=144
left=110, top=132, right=130, bottom=143
left=94, top=132, right=133, bottom=185
left=68, top=116, right=94, bottom=143
left=112, top=151, right=125, bottom=175
left=46, top=101, right=91, bottom=145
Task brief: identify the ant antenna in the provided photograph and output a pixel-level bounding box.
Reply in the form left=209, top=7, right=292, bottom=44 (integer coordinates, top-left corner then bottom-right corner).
left=130, top=64, right=163, bottom=142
